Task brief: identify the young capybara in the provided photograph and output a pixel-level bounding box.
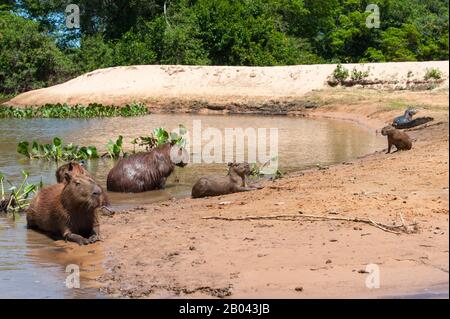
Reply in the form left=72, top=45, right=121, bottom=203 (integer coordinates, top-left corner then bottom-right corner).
left=107, top=143, right=189, bottom=193
left=56, top=161, right=110, bottom=207
left=381, top=125, right=412, bottom=153
left=191, top=162, right=260, bottom=198
left=27, top=173, right=102, bottom=245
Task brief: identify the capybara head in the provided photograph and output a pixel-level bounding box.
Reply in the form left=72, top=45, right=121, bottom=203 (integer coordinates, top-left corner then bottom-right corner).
left=170, top=145, right=189, bottom=167
left=228, top=162, right=251, bottom=178
left=56, top=161, right=88, bottom=183
left=405, top=108, right=418, bottom=117
left=61, top=173, right=102, bottom=211
left=381, top=125, right=396, bottom=136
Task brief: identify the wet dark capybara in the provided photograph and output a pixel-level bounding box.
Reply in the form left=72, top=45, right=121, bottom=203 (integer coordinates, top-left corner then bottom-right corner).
left=107, top=143, right=189, bottom=193
left=56, top=161, right=110, bottom=207
left=191, top=162, right=261, bottom=198
left=393, top=109, right=417, bottom=128
left=381, top=125, right=412, bottom=153
left=26, top=173, right=102, bottom=245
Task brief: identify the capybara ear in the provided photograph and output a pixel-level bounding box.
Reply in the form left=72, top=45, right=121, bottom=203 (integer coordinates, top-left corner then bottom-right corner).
left=63, top=172, right=72, bottom=184
left=68, top=162, right=73, bottom=171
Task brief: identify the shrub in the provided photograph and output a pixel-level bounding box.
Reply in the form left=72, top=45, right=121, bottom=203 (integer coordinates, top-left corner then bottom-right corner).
left=332, top=64, right=349, bottom=83
left=424, top=68, right=443, bottom=80
left=350, top=67, right=370, bottom=81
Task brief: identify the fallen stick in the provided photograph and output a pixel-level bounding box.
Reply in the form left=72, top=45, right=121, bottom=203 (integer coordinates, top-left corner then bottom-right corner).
left=202, top=213, right=418, bottom=235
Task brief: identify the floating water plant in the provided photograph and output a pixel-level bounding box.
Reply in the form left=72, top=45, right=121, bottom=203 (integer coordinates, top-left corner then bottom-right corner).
left=17, top=138, right=99, bottom=161
left=0, top=102, right=148, bottom=118
left=0, top=171, right=41, bottom=216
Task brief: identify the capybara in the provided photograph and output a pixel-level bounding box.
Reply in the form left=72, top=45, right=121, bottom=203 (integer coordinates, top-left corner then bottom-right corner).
left=381, top=125, right=412, bottom=153
left=393, top=108, right=417, bottom=128
left=191, top=162, right=260, bottom=198
left=56, top=161, right=110, bottom=207
left=26, top=173, right=102, bottom=245
left=107, top=143, right=189, bottom=193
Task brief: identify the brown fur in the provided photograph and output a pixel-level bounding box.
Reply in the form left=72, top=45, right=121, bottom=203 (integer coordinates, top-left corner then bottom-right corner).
left=381, top=125, right=412, bottom=153
left=107, top=143, right=188, bottom=193
left=56, top=161, right=110, bottom=207
left=192, top=162, right=258, bottom=198
left=26, top=174, right=102, bottom=245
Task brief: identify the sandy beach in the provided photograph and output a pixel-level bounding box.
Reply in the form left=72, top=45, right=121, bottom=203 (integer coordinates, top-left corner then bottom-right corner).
left=5, top=62, right=449, bottom=298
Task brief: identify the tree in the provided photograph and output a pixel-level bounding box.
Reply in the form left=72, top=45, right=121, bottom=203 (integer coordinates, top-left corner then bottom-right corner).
left=0, top=11, right=75, bottom=94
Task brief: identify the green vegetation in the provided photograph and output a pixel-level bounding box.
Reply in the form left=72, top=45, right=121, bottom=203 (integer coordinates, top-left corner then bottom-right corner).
left=0, top=103, right=148, bottom=118
left=1, top=0, right=448, bottom=96
left=332, top=64, right=350, bottom=83
left=105, top=136, right=124, bottom=159
left=17, top=138, right=99, bottom=161
left=424, top=68, right=443, bottom=80
left=131, top=125, right=188, bottom=152
left=0, top=171, right=41, bottom=215
left=350, top=67, right=370, bottom=81
left=17, top=125, right=188, bottom=161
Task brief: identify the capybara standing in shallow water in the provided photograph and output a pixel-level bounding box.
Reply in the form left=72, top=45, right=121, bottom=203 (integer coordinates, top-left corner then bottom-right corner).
left=192, top=162, right=260, bottom=198
left=27, top=173, right=102, bottom=245
left=381, top=125, right=412, bottom=153
left=56, top=161, right=110, bottom=207
left=107, top=143, right=189, bottom=193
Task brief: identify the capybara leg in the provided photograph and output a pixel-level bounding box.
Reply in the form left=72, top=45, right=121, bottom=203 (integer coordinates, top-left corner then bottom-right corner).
left=158, top=177, right=167, bottom=189
left=65, top=232, right=90, bottom=245
left=88, top=225, right=101, bottom=243
left=235, top=186, right=256, bottom=193
left=386, top=142, right=392, bottom=154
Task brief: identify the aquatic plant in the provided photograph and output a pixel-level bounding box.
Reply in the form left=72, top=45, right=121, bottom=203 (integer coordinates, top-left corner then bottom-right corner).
left=131, top=125, right=187, bottom=152
left=249, top=159, right=283, bottom=179
left=104, top=135, right=124, bottom=159
left=0, top=102, right=148, bottom=118
left=17, top=138, right=99, bottom=161
left=0, top=171, right=41, bottom=215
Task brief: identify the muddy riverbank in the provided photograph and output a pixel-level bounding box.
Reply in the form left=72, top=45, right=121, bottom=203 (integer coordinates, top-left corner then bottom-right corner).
left=95, top=87, right=448, bottom=298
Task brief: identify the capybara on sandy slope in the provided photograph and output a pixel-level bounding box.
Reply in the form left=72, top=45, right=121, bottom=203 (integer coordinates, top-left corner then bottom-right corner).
left=26, top=173, right=102, bottom=245
left=107, top=143, right=189, bottom=193
left=381, top=125, right=412, bottom=153
left=192, top=162, right=260, bottom=198
left=56, top=161, right=110, bottom=207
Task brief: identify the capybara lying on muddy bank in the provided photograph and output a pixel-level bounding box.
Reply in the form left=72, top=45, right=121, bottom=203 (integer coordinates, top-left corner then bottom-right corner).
left=26, top=173, right=102, bottom=245
left=381, top=125, right=412, bottom=153
left=192, top=162, right=260, bottom=198
left=107, top=143, right=189, bottom=193
left=56, top=161, right=110, bottom=207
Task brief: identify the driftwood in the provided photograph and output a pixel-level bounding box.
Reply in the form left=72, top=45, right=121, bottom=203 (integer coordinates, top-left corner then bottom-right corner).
left=202, top=212, right=418, bottom=235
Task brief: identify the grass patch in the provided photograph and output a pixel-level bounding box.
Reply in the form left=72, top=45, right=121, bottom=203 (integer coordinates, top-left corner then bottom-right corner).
left=380, top=101, right=438, bottom=112
left=0, top=102, right=148, bottom=118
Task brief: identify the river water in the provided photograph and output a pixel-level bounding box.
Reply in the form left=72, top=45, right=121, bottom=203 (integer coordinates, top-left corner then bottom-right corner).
left=0, top=113, right=385, bottom=298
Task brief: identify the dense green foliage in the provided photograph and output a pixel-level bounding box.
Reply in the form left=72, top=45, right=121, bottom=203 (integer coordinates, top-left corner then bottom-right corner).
left=0, top=0, right=448, bottom=95
left=0, top=103, right=148, bottom=118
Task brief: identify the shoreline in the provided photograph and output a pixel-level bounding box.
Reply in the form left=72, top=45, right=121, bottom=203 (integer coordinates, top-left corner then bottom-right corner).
left=92, top=88, right=448, bottom=299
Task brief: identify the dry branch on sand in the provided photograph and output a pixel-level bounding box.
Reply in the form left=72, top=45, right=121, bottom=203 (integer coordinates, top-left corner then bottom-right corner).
left=202, top=212, right=418, bottom=235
